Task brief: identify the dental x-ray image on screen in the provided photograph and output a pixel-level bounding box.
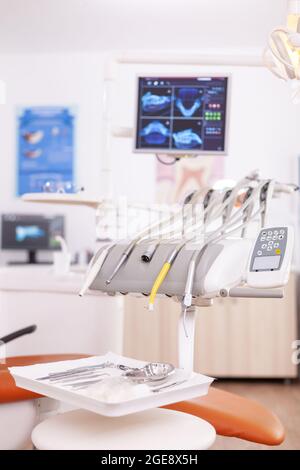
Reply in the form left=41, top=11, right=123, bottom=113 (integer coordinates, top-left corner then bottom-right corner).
left=135, top=77, right=229, bottom=154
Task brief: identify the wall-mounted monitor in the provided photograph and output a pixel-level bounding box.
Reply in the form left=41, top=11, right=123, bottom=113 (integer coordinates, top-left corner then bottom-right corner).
left=1, top=213, right=65, bottom=264
left=134, top=76, right=229, bottom=155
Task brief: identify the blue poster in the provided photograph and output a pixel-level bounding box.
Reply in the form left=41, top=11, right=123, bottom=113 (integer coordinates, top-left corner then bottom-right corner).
left=17, top=106, right=75, bottom=195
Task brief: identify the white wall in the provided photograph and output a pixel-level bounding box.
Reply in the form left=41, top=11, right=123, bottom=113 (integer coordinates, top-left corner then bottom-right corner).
left=0, top=51, right=300, bottom=263
left=0, top=53, right=106, bottom=263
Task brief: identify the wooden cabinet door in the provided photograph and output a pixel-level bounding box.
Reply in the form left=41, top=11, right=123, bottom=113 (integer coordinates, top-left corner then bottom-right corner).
left=123, top=274, right=298, bottom=378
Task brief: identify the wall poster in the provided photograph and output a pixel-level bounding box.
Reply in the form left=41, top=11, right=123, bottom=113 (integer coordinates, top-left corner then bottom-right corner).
left=17, top=106, right=75, bottom=195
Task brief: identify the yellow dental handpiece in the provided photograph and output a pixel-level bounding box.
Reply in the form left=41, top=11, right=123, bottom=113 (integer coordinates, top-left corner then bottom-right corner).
left=148, top=240, right=186, bottom=311
left=148, top=262, right=171, bottom=311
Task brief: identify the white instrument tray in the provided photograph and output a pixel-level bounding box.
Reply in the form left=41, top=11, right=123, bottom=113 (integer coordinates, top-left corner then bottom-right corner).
left=9, top=352, right=214, bottom=417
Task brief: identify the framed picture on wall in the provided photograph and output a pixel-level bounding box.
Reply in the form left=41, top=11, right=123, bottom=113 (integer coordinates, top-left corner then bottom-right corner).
left=16, top=106, right=76, bottom=196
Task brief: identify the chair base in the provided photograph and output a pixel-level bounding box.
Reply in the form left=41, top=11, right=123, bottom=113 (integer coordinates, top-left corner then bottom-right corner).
left=32, top=408, right=216, bottom=450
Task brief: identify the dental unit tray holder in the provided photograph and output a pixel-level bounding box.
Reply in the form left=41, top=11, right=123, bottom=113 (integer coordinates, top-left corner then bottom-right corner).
left=9, top=352, right=214, bottom=417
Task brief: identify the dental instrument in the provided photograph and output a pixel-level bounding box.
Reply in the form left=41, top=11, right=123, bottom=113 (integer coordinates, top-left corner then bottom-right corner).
left=91, top=173, right=256, bottom=291
left=148, top=240, right=187, bottom=311
left=105, top=240, right=138, bottom=285
left=180, top=206, right=265, bottom=336
left=47, top=372, right=110, bottom=384
left=151, top=380, right=187, bottom=393
left=79, top=242, right=116, bottom=296
left=98, top=177, right=264, bottom=312
left=124, top=362, right=175, bottom=383
left=259, top=180, right=275, bottom=227
left=141, top=240, right=160, bottom=263
left=150, top=175, right=291, bottom=323
left=147, top=178, right=268, bottom=311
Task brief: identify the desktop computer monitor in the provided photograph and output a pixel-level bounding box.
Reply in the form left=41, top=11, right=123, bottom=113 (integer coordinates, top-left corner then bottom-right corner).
left=1, top=213, right=65, bottom=264
left=134, top=76, right=229, bottom=155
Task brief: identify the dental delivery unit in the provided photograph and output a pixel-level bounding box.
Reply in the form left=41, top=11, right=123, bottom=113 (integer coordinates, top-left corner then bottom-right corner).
left=80, top=170, right=297, bottom=372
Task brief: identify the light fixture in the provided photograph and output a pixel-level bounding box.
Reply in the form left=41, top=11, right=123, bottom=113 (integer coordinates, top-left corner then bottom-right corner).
left=264, top=0, right=300, bottom=102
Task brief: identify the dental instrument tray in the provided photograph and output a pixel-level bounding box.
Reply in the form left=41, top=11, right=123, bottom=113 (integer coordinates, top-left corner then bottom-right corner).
left=9, top=352, right=213, bottom=417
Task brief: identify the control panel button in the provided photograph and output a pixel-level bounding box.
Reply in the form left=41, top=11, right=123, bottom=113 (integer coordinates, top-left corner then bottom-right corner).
left=274, top=243, right=279, bottom=248
left=279, top=235, right=284, bottom=239
left=262, top=244, right=267, bottom=249
left=257, top=250, right=262, bottom=256
left=267, top=246, right=272, bottom=251
left=268, top=241, right=273, bottom=245
left=280, top=229, right=285, bottom=234
left=268, top=231, right=272, bottom=235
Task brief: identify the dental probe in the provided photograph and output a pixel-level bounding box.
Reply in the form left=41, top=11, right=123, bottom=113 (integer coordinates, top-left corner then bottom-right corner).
left=105, top=239, right=137, bottom=284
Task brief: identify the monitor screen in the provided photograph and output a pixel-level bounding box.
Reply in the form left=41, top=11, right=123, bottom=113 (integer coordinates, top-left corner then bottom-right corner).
left=1, top=214, right=64, bottom=251
left=135, top=76, right=229, bottom=154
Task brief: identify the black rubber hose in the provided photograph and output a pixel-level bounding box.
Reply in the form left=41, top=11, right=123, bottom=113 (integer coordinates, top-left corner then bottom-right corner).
left=0, top=325, right=37, bottom=344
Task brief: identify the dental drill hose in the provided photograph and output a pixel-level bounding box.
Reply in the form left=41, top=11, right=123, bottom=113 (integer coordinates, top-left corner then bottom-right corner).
left=148, top=262, right=171, bottom=311
left=148, top=242, right=185, bottom=311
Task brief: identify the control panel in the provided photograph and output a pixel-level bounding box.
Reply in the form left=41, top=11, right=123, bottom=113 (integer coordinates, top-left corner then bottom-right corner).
left=247, top=226, right=294, bottom=288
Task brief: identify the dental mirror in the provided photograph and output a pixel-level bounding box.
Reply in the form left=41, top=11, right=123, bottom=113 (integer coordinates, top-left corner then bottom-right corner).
left=124, top=362, right=175, bottom=383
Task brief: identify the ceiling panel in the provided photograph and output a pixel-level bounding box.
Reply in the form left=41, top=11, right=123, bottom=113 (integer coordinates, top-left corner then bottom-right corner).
left=0, top=0, right=288, bottom=53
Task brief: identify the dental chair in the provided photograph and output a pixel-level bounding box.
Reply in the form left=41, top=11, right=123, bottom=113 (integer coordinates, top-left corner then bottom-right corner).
left=1, top=356, right=284, bottom=448
left=0, top=326, right=87, bottom=450
left=5, top=173, right=293, bottom=449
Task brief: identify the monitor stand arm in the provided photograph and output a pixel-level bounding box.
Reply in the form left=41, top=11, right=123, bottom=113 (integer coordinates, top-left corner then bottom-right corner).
left=28, top=250, right=37, bottom=264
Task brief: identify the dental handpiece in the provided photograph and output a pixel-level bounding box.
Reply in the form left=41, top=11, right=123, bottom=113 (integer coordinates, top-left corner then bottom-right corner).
left=106, top=240, right=137, bottom=284
left=141, top=241, right=160, bottom=263
left=104, top=205, right=187, bottom=284
left=204, top=172, right=261, bottom=224
left=205, top=179, right=268, bottom=239
left=149, top=180, right=266, bottom=311
left=259, top=180, right=275, bottom=228
left=182, top=206, right=264, bottom=316
left=79, top=243, right=116, bottom=296
left=148, top=241, right=186, bottom=311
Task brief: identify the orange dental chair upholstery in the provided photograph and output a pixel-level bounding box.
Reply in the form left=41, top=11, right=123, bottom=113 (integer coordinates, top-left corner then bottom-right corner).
left=0, top=354, right=285, bottom=448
